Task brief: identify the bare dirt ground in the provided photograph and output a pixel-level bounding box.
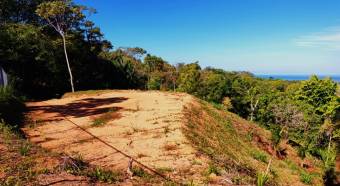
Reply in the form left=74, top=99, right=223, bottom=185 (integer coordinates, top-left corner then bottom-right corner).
left=0, top=127, right=94, bottom=185
left=23, top=90, right=209, bottom=184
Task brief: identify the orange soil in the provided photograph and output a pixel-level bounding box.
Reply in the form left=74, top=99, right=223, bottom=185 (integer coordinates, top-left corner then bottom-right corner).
left=24, top=90, right=209, bottom=183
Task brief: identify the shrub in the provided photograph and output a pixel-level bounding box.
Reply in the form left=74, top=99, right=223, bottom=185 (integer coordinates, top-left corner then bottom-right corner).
left=0, top=86, right=25, bottom=127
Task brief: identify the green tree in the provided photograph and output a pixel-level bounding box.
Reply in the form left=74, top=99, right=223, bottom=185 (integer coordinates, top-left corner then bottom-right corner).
left=292, top=76, right=339, bottom=183
left=144, top=54, right=165, bottom=72
left=198, top=70, right=228, bottom=102
left=0, top=0, right=45, bottom=25
left=177, top=62, right=201, bottom=94
left=147, top=72, right=162, bottom=90
left=0, top=23, right=61, bottom=97
left=162, top=63, right=178, bottom=91
left=144, top=54, right=166, bottom=89
left=247, top=86, right=261, bottom=121
left=295, top=75, right=338, bottom=118
left=36, top=0, right=89, bottom=92
left=229, top=73, right=256, bottom=118
left=124, top=47, right=147, bottom=60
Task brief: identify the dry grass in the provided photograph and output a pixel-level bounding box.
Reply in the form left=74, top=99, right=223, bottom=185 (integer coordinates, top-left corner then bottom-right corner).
left=62, top=90, right=114, bottom=98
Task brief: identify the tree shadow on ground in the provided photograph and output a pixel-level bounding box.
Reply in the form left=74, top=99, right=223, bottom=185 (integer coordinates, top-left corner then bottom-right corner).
left=28, top=97, right=128, bottom=120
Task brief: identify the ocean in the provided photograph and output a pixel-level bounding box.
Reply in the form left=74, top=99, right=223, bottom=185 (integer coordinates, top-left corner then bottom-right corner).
left=256, top=75, right=340, bottom=83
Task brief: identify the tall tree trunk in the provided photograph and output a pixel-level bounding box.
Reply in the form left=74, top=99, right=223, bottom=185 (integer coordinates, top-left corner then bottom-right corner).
left=250, top=98, right=259, bottom=122
left=61, top=34, right=75, bottom=92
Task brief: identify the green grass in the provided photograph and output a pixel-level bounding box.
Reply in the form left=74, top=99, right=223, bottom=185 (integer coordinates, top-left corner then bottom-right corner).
left=256, top=172, right=269, bottom=186
left=92, top=118, right=106, bottom=127
left=246, top=130, right=254, bottom=141
left=205, top=163, right=221, bottom=176
left=87, top=167, right=122, bottom=183
left=58, top=154, right=124, bottom=184
left=300, top=171, right=313, bottom=184
left=3, top=159, right=37, bottom=185
left=131, top=167, right=154, bottom=180
left=19, top=142, right=31, bottom=156
left=251, top=150, right=268, bottom=163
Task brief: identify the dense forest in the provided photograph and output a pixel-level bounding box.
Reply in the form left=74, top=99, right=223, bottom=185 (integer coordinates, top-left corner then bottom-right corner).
left=0, top=0, right=339, bottom=185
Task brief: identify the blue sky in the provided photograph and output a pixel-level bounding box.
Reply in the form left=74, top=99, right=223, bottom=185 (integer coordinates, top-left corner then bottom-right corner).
left=75, top=0, right=340, bottom=75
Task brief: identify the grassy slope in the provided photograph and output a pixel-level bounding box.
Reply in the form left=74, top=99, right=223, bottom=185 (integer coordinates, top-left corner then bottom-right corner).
left=183, top=99, right=324, bottom=185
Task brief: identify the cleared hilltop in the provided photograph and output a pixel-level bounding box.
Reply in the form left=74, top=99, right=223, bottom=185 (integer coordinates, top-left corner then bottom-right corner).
left=2, top=90, right=324, bottom=185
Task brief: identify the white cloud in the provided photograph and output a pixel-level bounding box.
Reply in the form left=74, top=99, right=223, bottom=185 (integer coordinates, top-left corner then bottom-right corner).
left=295, top=26, right=340, bottom=50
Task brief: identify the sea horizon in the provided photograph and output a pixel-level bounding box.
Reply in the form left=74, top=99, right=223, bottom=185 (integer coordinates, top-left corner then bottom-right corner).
left=255, top=74, right=340, bottom=82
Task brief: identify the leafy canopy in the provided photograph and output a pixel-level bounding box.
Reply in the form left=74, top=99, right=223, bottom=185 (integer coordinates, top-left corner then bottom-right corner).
left=36, top=0, right=87, bottom=35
